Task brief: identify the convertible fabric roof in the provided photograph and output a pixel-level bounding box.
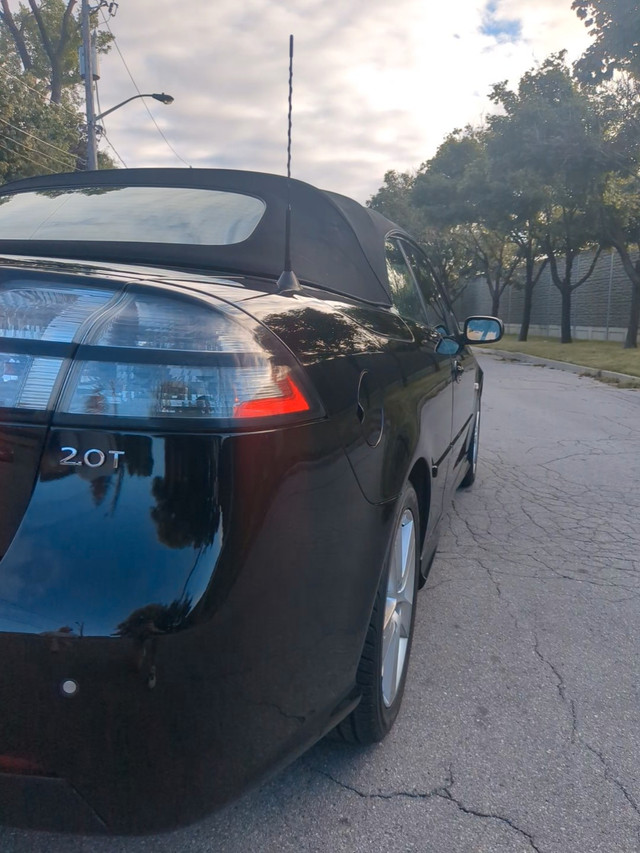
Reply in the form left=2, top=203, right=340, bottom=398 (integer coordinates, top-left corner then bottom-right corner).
left=0, top=168, right=409, bottom=306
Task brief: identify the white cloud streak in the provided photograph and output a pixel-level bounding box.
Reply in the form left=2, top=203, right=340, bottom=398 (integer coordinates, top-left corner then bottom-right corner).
left=93, top=0, right=591, bottom=201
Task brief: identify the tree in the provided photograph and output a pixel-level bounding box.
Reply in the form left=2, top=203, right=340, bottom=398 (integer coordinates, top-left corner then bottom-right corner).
left=573, top=0, right=640, bottom=83
left=457, top=225, right=522, bottom=316
left=601, top=175, right=640, bottom=347
left=483, top=114, right=549, bottom=341
left=591, top=76, right=640, bottom=347
left=416, top=226, right=476, bottom=304
left=575, top=7, right=640, bottom=348
left=0, top=57, right=83, bottom=179
left=0, top=2, right=114, bottom=180
left=0, top=0, right=112, bottom=103
left=366, top=169, right=426, bottom=236
left=487, top=55, right=607, bottom=343
left=368, top=169, right=476, bottom=302
left=412, top=128, right=523, bottom=316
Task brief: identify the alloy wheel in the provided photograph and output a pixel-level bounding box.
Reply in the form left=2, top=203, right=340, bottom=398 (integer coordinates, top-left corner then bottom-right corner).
left=382, top=508, right=416, bottom=708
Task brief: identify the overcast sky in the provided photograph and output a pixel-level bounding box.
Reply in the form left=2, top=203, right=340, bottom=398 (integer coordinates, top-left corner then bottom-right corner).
left=91, top=0, right=592, bottom=202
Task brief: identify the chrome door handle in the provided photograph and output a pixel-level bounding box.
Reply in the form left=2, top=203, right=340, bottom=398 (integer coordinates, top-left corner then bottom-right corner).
left=454, top=360, right=464, bottom=381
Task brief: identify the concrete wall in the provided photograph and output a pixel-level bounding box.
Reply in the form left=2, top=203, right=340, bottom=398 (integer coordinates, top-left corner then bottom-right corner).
left=454, top=249, right=637, bottom=343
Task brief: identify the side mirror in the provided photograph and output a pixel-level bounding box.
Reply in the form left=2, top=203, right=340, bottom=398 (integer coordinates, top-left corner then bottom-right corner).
left=463, top=316, right=504, bottom=345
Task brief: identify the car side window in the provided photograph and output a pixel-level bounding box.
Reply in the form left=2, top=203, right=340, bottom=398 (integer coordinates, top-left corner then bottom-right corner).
left=384, top=239, right=430, bottom=326
left=398, top=241, right=456, bottom=335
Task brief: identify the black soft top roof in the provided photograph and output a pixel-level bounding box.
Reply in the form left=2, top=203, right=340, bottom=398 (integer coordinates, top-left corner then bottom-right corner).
left=0, top=168, right=408, bottom=306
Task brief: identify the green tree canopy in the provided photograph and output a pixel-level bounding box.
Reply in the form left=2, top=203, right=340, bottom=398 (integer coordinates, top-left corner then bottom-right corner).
left=412, top=128, right=524, bottom=316
left=0, top=1, right=114, bottom=181
left=486, top=54, right=608, bottom=342
left=0, top=0, right=112, bottom=103
left=590, top=75, right=640, bottom=346
left=368, top=169, right=476, bottom=302
left=0, top=58, right=83, bottom=179
left=573, top=0, right=640, bottom=83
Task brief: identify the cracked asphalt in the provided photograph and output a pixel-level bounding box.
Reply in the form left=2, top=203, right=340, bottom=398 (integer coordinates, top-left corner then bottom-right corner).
left=2, top=353, right=640, bottom=853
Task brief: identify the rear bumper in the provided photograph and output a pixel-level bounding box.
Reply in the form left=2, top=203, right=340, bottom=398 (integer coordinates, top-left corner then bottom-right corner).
left=0, top=420, right=393, bottom=832
left=0, top=773, right=107, bottom=834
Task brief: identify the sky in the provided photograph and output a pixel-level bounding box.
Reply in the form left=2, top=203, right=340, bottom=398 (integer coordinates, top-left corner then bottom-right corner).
left=88, top=0, right=592, bottom=203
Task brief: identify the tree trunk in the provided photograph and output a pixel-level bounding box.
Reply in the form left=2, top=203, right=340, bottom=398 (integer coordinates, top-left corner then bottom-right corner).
left=546, top=246, right=575, bottom=344
left=491, top=289, right=501, bottom=317
left=0, top=0, right=33, bottom=71
left=560, top=286, right=572, bottom=344
left=517, top=252, right=546, bottom=343
left=50, top=59, right=63, bottom=104
left=518, top=279, right=533, bottom=341
left=518, top=254, right=536, bottom=342
left=614, top=249, right=640, bottom=350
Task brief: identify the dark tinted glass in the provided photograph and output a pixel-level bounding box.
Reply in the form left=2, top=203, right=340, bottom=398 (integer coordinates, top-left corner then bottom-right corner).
left=385, top=240, right=429, bottom=325
left=0, top=187, right=266, bottom=245
left=399, top=242, right=455, bottom=334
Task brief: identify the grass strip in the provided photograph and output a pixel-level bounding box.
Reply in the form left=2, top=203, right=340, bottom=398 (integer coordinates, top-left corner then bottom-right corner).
left=487, top=335, right=640, bottom=378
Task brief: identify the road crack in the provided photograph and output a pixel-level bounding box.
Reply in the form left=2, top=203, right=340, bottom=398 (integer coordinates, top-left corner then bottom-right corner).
left=436, top=790, right=541, bottom=852
left=313, top=768, right=449, bottom=802
left=315, top=767, right=541, bottom=852
left=531, top=634, right=640, bottom=816
left=582, top=741, right=640, bottom=818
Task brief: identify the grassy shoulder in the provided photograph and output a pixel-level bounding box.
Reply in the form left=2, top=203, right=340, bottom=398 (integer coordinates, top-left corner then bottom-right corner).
left=486, top=335, right=640, bottom=378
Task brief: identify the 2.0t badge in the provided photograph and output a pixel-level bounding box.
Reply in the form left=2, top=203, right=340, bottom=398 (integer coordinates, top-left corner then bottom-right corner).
left=60, top=447, right=125, bottom=469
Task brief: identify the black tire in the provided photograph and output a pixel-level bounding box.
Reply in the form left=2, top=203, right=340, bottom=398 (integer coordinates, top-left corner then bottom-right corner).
left=459, top=398, right=480, bottom=488
left=336, top=483, right=420, bottom=744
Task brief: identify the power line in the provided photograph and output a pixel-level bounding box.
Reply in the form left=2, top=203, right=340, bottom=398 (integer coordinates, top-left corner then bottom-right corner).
left=1, top=129, right=82, bottom=173
left=102, top=132, right=127, bottom=167
left=95, top=79, right=127, bottom=166
left=2, top=71, right=81, bottom=119
left=0, top=133, right=65, bottom=170
left=100, top=127, right=127, bottom=167
left=0, top=138, right=59, bottom=174
left=100, top=12, right=191, bottom=167
left=0, top=127, right=76, bottom=171
left=0, top=116, right=77, bottom=167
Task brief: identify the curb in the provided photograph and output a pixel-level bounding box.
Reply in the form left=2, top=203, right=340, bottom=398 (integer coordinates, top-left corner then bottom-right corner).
left=479, top=348, right=640, bottom=386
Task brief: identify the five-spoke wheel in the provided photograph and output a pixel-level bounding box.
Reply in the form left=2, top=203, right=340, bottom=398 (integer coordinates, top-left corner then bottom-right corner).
left=337, top=483, right=420, bottom=744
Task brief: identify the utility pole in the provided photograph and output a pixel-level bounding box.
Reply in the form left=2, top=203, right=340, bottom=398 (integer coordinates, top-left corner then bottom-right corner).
left=81, top=0, right=98, bottom=170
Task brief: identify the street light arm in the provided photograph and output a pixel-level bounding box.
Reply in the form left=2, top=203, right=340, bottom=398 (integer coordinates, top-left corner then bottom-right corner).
left=94, top=93, right=174, bottom=122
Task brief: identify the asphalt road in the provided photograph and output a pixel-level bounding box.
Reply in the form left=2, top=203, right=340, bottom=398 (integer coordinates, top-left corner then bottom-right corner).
left=2, top=353, right=640, bottom=853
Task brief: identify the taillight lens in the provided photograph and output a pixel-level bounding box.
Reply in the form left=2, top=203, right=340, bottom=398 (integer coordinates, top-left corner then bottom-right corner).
left=1, top=355, right=65, bottom=410
left=0, top=755, right=48, bottom=776
left=0, top=279, right=322, bottom=425
left=0, top=282, right=116, bottom=410
left=0, top=283, right=115, bottom=342
left=59, top=358, right=312, bottom=420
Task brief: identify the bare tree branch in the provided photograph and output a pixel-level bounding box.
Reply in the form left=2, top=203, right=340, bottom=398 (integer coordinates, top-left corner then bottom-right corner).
left=28, top=0, right=54, bottom=63
left=0, top=0, right=33, bottom=70
left=572, top=245, right=603, bottom=290
left=61, top=0, right=77, bottom=45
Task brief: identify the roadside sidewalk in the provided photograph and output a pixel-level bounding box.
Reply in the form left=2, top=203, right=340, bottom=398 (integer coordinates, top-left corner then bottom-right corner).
left=480, top=347, right=640, bottom=387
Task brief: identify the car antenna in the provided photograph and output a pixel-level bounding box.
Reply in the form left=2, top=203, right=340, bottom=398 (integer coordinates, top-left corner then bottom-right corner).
left=277, top=34, right=302, bottom=294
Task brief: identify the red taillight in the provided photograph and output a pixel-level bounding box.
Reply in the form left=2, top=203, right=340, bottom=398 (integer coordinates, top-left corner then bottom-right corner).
left=233, top=373, right=311, bottom=418
left=0, top=278, right=323, bottom=425
left=0, top=755, right=47, bottom=776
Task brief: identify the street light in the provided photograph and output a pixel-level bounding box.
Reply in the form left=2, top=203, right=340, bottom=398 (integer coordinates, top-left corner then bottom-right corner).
left=95, top=92, right=174, bottom=122
left=86, top=92, right=174, bottom=170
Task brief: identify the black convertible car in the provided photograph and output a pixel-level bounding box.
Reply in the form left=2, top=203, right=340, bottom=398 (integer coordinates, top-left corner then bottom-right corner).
left=0, top=168, right=502, bottom=833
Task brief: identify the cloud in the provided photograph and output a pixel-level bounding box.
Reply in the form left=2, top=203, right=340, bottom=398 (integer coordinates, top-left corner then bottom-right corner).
left=93, top=0, right=590, bottom=202
left=481, top=1, right=523, bottom=42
